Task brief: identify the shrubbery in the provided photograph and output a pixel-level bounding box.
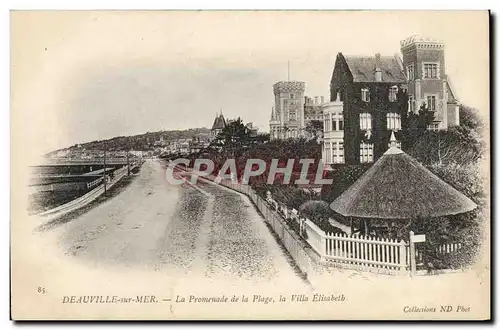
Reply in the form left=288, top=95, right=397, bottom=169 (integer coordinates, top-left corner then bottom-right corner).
left=427, top=162, right=486, bottom=205
left=320, top=164, right=371, bottom=203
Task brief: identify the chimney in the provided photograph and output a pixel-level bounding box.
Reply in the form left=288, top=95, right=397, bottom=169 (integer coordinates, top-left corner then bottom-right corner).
left=321, top=96, right=325, bottom=104
left=375, top=53, right=382, bottom=82
left=314, top=96, right=319, bottom=104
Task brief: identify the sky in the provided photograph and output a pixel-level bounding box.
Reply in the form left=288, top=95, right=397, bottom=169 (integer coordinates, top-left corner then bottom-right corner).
left=11, top=11, right=489, bottom=157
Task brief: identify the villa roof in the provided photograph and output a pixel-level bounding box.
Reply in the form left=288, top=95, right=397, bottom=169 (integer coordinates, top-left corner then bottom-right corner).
left=343, top=55, right=406, bottom=83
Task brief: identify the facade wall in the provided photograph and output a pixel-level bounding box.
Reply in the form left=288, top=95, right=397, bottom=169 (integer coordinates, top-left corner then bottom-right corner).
left=343, top=83, right=407, bottom=164
left=330, top=57, right=407, bottom=165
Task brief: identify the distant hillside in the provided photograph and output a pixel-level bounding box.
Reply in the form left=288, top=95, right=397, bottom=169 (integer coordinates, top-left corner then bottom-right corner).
left=56, top=128, right=211, bottom=153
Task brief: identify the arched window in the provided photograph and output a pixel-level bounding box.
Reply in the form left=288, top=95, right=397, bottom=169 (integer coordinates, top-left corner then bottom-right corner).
left=386, top=113, right=401, bottom=130
left=389, top=86, right=398, bottom=102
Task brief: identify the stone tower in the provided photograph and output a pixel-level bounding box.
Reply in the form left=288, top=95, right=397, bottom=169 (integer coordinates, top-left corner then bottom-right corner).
left=400, top=35, right=459, bottom=130
left=269, top=81, right=306, bottom=139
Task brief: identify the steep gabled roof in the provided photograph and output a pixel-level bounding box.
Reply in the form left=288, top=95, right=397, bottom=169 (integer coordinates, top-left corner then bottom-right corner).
left=330, top=147, right=477, bottom=219
left=343, top=55, right=406, bottom=83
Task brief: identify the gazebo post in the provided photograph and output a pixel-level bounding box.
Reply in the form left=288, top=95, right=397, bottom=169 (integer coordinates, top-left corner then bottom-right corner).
left=350, top=217, right=353, bottom=236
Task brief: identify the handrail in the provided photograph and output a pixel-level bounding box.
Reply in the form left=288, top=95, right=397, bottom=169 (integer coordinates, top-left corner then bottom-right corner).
left=36, top=165, right=131, bottom=218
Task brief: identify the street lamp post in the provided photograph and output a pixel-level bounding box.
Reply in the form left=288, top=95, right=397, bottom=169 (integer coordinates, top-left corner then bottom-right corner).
left=103, top=141, right=107, bottom=197
left=127, top=137, right=131, bottom=176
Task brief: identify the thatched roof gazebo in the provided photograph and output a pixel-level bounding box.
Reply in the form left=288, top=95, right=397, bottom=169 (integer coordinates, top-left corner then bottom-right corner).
left=330, top=140, right=477, bottom=236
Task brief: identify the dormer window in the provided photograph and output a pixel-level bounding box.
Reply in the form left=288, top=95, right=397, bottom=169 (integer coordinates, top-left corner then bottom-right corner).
left=361, top=88, right=370, bottom=102
left=389, top=86, right=398, bottom=102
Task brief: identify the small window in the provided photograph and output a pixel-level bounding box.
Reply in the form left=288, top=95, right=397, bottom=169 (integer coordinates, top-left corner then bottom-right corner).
left=360, top=113, right=372, bottom=130
left=336, top=90, right=343, bottom=102
left=331, top=113, right=344, bottom=131
left=332, top=143, right=337, bottom=164
left=330, top=140, right=345, bottom=164
left=428, top=123, right=440, bottom=131
left=361, top=88, right=370, bottom=102
left=423, top=63, right=439, bottom=79
left=426, top=95, right=437, bottom=111
left=360, top=142, right=374, bottom=163
left=389, top=86, right=398, bottom=102
left=324, top=117, right=330, bottom=132
left=408, top=96, right=415, bottom=112
left=338, top=141, right=344, bottom=164
left=386, top=113, right=402, bottom=130
left=325, top=142, right=331, bottom=163
left=407, top=64, right=414, bottom=80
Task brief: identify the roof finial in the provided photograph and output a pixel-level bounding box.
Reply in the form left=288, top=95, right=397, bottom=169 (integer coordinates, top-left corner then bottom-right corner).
left=390, top=130, right=396, bottom=141
left=384, top=131, right=403, bottom=155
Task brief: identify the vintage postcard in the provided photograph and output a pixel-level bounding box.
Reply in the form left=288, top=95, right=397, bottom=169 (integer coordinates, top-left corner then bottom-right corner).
left=10, top=10, right=490, bottom=320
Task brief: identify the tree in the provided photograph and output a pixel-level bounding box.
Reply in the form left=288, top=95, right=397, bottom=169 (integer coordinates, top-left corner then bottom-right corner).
left=305, top=120, right=324, bottom=141
left=401, top=103, right=435, bottom=151
left=211, top=117, right=269, bottom=152
left=405, top=105, right=484, bottom=166
left=459, top=105, right=484, bottom=132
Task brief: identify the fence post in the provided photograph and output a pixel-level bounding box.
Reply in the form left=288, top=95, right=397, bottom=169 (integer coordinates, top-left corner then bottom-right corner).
left=322, top=232, right=327, bottom=260
left=409, top=231, right=417, bottom=276
left=399, top=239, right=408, bottom=276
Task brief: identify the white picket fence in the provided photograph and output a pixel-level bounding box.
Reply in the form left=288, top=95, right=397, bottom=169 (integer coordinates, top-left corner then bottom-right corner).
left=435, top=242, right=462, bottom=254
left=175, top=166, right=463, bottom=276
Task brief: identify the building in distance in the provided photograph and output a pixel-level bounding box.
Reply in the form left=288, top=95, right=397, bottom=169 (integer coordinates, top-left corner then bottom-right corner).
left=269, top=81, right=326, bottom=140
left=211, top=111, right=226, bottom=139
